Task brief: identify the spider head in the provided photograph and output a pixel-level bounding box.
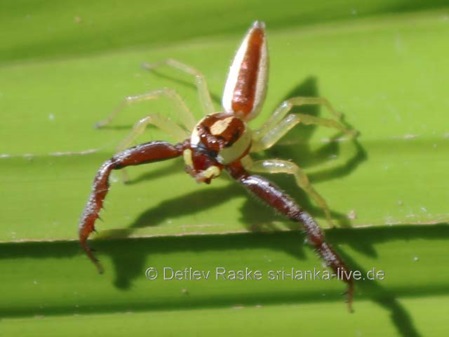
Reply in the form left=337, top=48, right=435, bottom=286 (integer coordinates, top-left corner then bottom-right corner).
left=183, top=112, right=252, bottom=184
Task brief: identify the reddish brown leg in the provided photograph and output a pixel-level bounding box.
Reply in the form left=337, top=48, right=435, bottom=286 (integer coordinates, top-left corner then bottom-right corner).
left=226, top=161, right=354, bottom=311
left=79, top=141, right=184, bottom=273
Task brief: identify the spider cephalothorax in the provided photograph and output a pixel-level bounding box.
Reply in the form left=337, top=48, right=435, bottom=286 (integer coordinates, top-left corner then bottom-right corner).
left=79, top=21, right=357, bottom=310
left=184, top=112, right=252, bottom=183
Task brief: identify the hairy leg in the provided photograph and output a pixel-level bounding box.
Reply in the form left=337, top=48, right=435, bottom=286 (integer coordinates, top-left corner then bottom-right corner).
left=242, top=156, right=334, bottom=227
left=79, top=141, right=184, bottom=273
left=252, top=97, right=356, bottom=152
left=142, top=58, right=215, bottom=116
left=226, top=161, right=354, bottom=311
left=96, top=88, right=196, bottom=132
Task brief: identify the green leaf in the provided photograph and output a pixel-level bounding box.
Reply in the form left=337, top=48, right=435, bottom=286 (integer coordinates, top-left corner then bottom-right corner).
left=1, top=1, right=448, bottom=336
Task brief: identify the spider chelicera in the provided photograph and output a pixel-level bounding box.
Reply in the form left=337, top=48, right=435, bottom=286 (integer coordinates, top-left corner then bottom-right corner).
left=79, top=21, right=357, bottom=310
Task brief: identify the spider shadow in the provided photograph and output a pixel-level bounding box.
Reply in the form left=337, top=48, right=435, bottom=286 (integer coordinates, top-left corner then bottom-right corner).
left=101, top=75, right=368, bottom=272
left=328, top=225, right=449, bottom=337
left=251, top=76, right=367, bottom=228
left=98, top=65, right=366, bottom=228
left=94, top=74, right=431, bottom=336
left=95, top=224, right=449, bottom=337
left=274, top=76, right=368, bottom=182
left=112, top=74, right=366, bottom=228
left=4, top=223, right=448, bottom=337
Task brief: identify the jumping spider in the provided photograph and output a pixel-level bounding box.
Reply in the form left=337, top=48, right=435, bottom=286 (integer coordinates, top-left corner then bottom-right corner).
left=79, top=21, right=357, bottom=310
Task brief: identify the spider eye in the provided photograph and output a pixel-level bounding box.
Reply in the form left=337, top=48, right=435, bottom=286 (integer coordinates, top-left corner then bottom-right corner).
left=191, top=113, right=252, bottom=165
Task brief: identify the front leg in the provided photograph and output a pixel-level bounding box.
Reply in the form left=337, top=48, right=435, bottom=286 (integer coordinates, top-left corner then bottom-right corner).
left=226, top=161, right=354, bottom=311
left=79, top=141, right=184, bottom=273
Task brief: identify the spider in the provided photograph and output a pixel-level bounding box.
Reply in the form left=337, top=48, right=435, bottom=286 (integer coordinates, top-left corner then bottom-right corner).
left=79, top=21, right=357, bottom=310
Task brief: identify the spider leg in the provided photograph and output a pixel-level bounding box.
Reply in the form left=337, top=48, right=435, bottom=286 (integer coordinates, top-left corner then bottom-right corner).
left=242, top=156, right=334, bottom=227
left=249, top=97, right=357, bottom=226
left=115, top=113, right=189, bottom=182
left=96, top=88, right=196, bottom=132
left=118, top=113, right=190, bottom=148
left=142, top=58, right=215, bottom=115
left=96, top=90, right=192, bottom=182
left=78, top=141, right=184, bottom=273
left=226, top=161, right=354, bottom=311
left=252, top=97, right=356, bottom=152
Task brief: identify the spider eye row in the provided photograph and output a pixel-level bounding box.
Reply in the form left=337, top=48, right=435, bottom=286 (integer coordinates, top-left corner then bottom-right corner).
left=183, top=113, right=252, bottom=182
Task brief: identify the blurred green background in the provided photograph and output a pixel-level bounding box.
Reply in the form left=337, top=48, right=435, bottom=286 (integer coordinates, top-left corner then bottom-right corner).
left=1, top=1, right=449, bottom=336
